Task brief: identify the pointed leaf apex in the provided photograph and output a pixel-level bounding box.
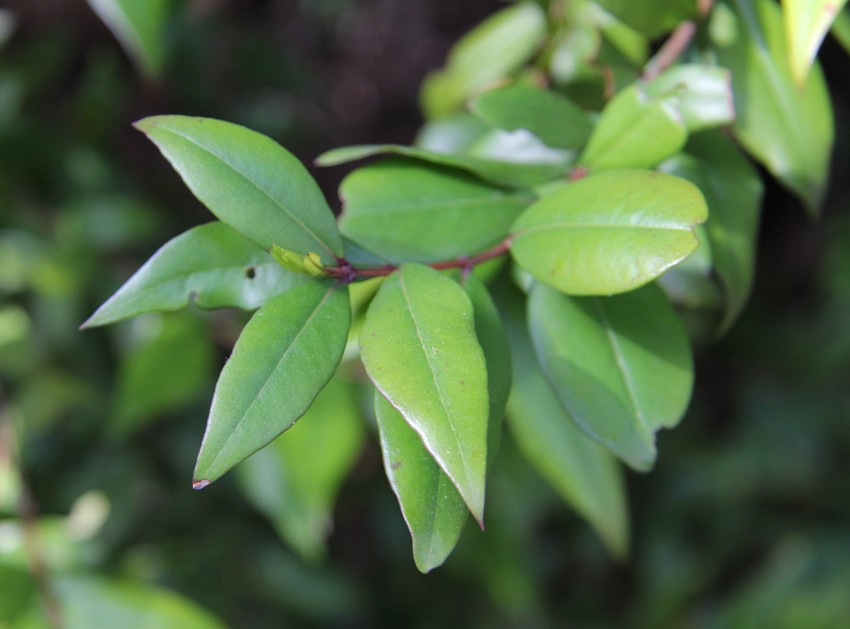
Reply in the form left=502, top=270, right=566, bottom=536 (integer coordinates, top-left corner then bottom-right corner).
left=192, top=479, right=211, bottom=490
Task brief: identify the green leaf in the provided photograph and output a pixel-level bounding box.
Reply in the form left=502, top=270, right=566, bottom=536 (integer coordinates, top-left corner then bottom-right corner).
left=510, top=169, right=707, bottom=295
left=82, top=222, right=308, bottom=328
left=528, top=282, right=694, bottom=471
left=500, top=291, right=628, bottom=557
left=111, top=313, right=214, bottom=436
left=375, top=392, right=469, bottom=573
left=87, top=0, right=171, bottom=78
left=420, top=2, right=547, bottom=118
left=237, top=376, right=364, bottom=561
left=193, top=280, right=350, bottom=487
left=339, top=160, right=532, bottom=263
left=578, top=84, right=688, bottom=170
left=316, top=141, right=571, bottom=189
left=469, top=84, right=593, bottom=149
left=782, top=0, right=848, bottom=85
left=714, top=0, right=834, bottom=213
left=644, top=65, right=735, bottom=131
left=592, top=0, right=698, bottom=38
left=359, top=263, right=489, bottom=523
left=135, top=116, right=343, bottom=262
left=660, top=131, right=763, bottom=332
left=831, top=9, right=850, bottom=55
left=0, top=564, right=34, bottom=621
left=415, top=113, right=491, bottom=154
left=460, top=273, right=512, bottom=470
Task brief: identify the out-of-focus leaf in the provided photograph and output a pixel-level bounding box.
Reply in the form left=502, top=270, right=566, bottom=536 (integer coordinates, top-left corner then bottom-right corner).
left=0, top=564, right=33, bottom=621
left=237, top=376, right=364, bottom=561
left=579, top=84, right=687, bottom=170
left=500, top=292, right=628, bottom=557
left=528, top=282, right=693, bottom=471
left=420, top=2, right=546, bottom=118
left=644, top=65, right=735, bottom=131
left=82, top=222, right=307, bottom=328
left=461, top=274, right=512, bottom=469
left=714, top=0, right=834, bottom=213
left=510, top=169, right=707, bottom=295
left=414, top=113, right=490, bottom=154
left=193, top=281, right=350, bottom=487
left=316, top=139, right=571, bottom=189
left=359, top=264, right=489, bottom=523
left=111, top=313, right=214, bottom=435
left=339, top=160, right=531, bottom=263
left=782, top=0, right=848, bottom=85
left=375, top=392, right=468, bottom=573
left=135, top=116, right=343, bottom=262
left=831, top=9, right=850, bottom=54
left=469, top=84, right=593, bottom=149
left=592, top=0, right=697, bottom=37
left=87, top=0, right=171, bottom=78
left=660, top=131, right=763, bottom=332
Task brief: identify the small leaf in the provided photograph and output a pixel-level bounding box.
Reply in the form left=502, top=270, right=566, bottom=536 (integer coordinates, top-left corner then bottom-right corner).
left=375, top=392, right=468, bottom=573
left=643, top=65, right=735, bottom=131
left=714, top=0, right=834, bottom=213
left=469, top=84, right=593, bottom=149
left=500, top=291, right=628, bottom=557
left=660, top=131, right=763, bottom=332
left=317, top=141, right=571, bottom=189
left=510, top=169, right=707, bottom=295
left=82, top=222, right=308, bottom=328
left=135, top=116, right=343, bottom=262
left=578, top=84, right=688, bottom=170
left=339, top=160, right=532, bottom=263
left=193, top=281, right=350, bottom=486
left=460, top=274, right=512, bottom=470
left=592, top=0, right=697, bottom=38
left=528, top=282, right=693, bottom=471
left=359, top=263, right=489, bottom=523
left=87, top=0, right=171, bottom=79
left=237, top=376, right=364, bottom=561
left=782, top=0, right=848, bottom=85
left=420, top=2, right=547, bottom=118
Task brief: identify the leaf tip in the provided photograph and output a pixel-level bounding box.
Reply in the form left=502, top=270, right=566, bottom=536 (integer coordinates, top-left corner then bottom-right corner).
left=192, top=479, right=211, bottom=490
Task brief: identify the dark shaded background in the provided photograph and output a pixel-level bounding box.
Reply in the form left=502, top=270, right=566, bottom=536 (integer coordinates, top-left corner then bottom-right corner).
left=2, top=1, right=850, bottom=627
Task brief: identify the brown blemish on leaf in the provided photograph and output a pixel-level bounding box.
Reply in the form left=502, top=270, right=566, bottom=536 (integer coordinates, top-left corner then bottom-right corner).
left=192, top=479, right=211, bottom=490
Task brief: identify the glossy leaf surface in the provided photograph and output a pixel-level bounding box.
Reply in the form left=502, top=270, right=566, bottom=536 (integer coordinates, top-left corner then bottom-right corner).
left=510, top=169, right=707, bottom=295
left=194, top=281, right=350, bottom=486
left=469, top=83, right=593, bottom=149
left=644, top=65, right=735, bottom=132
left=579, top=84, right=687, bottom=170
left=528, top=282, right=693, bottom=471
left=501, top=293, right=628, bottom=557
left=359, top=263, right=489, bottom=523
left=82, top=222, right=307, bottom=328
left=375, top=392, right=468, bottom=573
left=237, top=376, right=364, bottom=561
left=715, top=0, right=834, bottom=213
left=661, top=132, right=763, bottom=332
left=136, top=116, right=343, bottom=261
left=87, top=0, right=171, bottom=78
left=420, top=2, right=546, bottom=118
left=339, top=160, right=531, bottom=263
left=782, top=0, right=847, bottom=85
left=316, top=141, right=570, bottom=189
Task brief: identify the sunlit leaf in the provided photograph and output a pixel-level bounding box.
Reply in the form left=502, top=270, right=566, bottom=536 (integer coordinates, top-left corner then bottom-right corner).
left=136, top=116, right=343, bottom=262
left=714, top=0, right=834, bottom=213
left=359, top=263, right=489, bottom=523
left=375, top=392, right=468, bottom=573
left=193, top=281, right=350, bottom=487
left=339, top=160, right=531, bottom=263
left=500, top=291, right=628, bottom=557
left=237, top=376, right=364, bottom=561
left=528, top=282, right=693, bottom=471
left=782, top=0, right=848, bottom=85
left=510, top=169, right=707, bottom=295
left=82, top=222, right=308, bottom=328
left=87, top=0, right=171, bottom=78
left=644, top=65, right=735, bottom=131
left=469, top=83, right=593, bottom=149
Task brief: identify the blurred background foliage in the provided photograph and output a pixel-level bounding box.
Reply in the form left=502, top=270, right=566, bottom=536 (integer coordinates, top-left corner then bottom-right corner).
left=1, top=0, right=849, bottom=627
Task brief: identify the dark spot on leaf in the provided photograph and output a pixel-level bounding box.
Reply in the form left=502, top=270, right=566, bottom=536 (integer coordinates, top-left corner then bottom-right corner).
left=188, top=290, right=199, bottom=304
left=391, top=461, right=402, bottom=470
left=245, top=266, right=256, bottom=279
